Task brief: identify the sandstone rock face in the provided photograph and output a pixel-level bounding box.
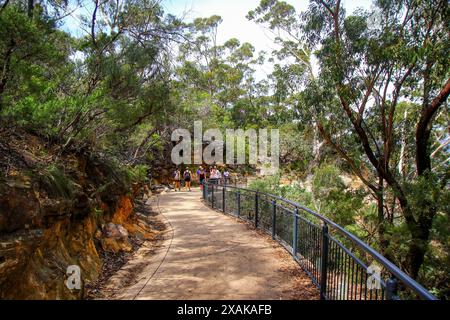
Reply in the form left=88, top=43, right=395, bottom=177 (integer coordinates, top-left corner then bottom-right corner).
left=0, top=177, right=40, bottom=233
left=0, top=131, right=140, bottom=299
left=104, top=222, right=123, bottom=239
left=101, top=222, right=132, bottom=253
left=0, top=178, right=135, bottom=299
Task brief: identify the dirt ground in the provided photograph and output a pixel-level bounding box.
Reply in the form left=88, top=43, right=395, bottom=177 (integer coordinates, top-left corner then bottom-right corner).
left=98, top=189, right=319, bottom=300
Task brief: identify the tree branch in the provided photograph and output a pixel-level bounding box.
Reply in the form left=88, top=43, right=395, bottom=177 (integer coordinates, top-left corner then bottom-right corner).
left=416, top=77, right=450, bottom=175
left=316, top=121, right=379, bottom=193
left=0, top=0, right=10, bottom=13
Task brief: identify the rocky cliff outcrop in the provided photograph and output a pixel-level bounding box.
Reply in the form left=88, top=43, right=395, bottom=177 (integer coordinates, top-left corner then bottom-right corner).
left=0, top=130, right=151, bottom=299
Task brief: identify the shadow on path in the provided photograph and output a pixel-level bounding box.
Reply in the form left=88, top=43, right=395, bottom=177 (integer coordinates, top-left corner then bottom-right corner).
left=110, top=189, right=319, bottom=300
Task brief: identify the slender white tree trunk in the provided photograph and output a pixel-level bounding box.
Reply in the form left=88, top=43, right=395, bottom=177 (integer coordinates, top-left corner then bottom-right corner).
left=398, top=109, right=408, bottom=176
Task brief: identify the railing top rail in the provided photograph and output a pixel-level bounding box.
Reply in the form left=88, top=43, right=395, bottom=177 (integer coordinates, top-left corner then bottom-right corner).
left=209, top=182, right=437, bottom=300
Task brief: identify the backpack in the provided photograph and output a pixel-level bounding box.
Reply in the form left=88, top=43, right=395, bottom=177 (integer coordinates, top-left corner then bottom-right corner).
left=184, top=171, right=191, bottom=179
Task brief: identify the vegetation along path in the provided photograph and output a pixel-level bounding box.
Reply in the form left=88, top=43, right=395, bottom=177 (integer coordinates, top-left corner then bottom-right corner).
left=106, top=189, right=318, bottom=300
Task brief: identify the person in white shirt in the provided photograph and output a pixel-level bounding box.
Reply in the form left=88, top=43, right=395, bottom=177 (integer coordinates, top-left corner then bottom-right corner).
left=210, top=166, right=218, bottom=184
left=173, top=168, right=181, bottom=191
left=223, top=169, right=230, bottom=185
left=216, top=169, right=222, bottom=183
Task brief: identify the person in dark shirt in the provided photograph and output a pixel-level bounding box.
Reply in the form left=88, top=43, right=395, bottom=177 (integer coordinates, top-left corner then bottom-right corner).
left=184, top=168, right=192, bottom=191
left=197, top=166, right=206, bottom=189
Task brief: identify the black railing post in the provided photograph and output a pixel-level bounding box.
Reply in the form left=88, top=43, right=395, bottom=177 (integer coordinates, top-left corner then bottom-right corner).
left=237, top=191, right=241, bottom=218
left=386, top=276, right=400, bottom=300
left=222, top=185, right=226, bottom=212
left=272, top=200, right=276, bottom=239
left=292, top=208, right=299, bottom=256
left=320, top=223, right=329, bottom=300
left=198, top=184, right=436, bottom=300
left=203, top=182, right=206, bottom=200
left=211, top=184, right=214, bottom=209
left=255, top=192, right=259, bottom=228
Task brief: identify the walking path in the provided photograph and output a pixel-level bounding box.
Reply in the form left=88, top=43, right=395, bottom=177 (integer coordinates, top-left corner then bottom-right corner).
left=109, top=189, right=318, bottom=300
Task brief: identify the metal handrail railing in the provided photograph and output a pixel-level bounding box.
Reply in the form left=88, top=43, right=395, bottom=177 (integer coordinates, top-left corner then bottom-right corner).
left=202, top=181, right=437, bottom=300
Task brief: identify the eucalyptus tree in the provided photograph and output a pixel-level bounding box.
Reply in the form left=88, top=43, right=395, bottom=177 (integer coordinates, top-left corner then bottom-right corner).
left=59, top=0, right=182, bottom=148
left=251, top=0, right=449, bottom=280
left=0, top=0, right=71, bottom=120
left=175, top=16, right=270, bottom=130
left=0, top=0, right=189, bottom=168
left=248, top=0, right=325, bottom=171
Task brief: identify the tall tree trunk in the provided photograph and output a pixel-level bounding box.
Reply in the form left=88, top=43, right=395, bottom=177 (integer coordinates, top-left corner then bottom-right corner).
left=390, top=178, right=433, bottom=279
left=416, top=78, right=450, bottom=175
left=398, top=109, right=408, bottom=176
left=408, top=77, right=450, bottom=278
left=27, top=0, right=34, bottom=17
left=377, top=177, right=390, bottom=258
left=1, top=0, right=11, bottom=12
left=307, top=124, right=323, bottom=173
left=405, top=214, right=433, bottom=279
left=0, top=39, right=15, bottom=110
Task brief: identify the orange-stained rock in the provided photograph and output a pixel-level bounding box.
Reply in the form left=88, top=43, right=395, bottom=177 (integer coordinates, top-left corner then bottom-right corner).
left=101, top=237, right=132, bottom=253
left=101, top=237, right=122, bottom=253
left=0, top=136, right=129, bottom=298
left=0, top=129, right=156, bottom=299
left=111, top=196, right=133, bottom=225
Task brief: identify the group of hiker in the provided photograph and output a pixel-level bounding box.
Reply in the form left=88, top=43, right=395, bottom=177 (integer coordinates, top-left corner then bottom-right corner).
left=172, top=165, right=230, bottom=191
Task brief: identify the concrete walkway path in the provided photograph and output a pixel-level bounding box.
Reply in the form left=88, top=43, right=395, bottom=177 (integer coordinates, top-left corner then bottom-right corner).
left=110, top=189, right=318, bottom=300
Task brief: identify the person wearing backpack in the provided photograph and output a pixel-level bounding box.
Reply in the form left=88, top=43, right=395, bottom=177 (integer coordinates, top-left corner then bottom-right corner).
left=173, top=168, right=181, bottom=191
left=184, top=168, right=192, bottom=191
left=197, top=166, right=206, bottom=190
left=223, top=168, right=230, bottom=185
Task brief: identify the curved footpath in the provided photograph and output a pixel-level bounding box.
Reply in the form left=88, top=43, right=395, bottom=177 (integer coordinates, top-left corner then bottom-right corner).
left=108, top=189, right=318, bottom=300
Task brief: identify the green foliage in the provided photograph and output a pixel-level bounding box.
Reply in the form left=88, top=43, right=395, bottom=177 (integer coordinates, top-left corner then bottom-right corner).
left=423, top=210, right=450, bottom=299
left=312, top=164, right=343, bottom=198
left=91, top=207, right=104, bottom=218
left=0, top=6, right=71, bottom=120
left=279, top=123, right=314, bottom=173
left=38, top=164, right=75, bottom=199
left=249, top=164, right=377, bottom=246
left=0, top=0, right=448, bottom=298
left=404, top=172, right=446, bottom=220
left=311, top=164, right=366, bottom=227
left=248, top=173, right=281, bottom=194
left=126, top=164, right=149, bottom=185
left=248, top=0, right=449, bottom=291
